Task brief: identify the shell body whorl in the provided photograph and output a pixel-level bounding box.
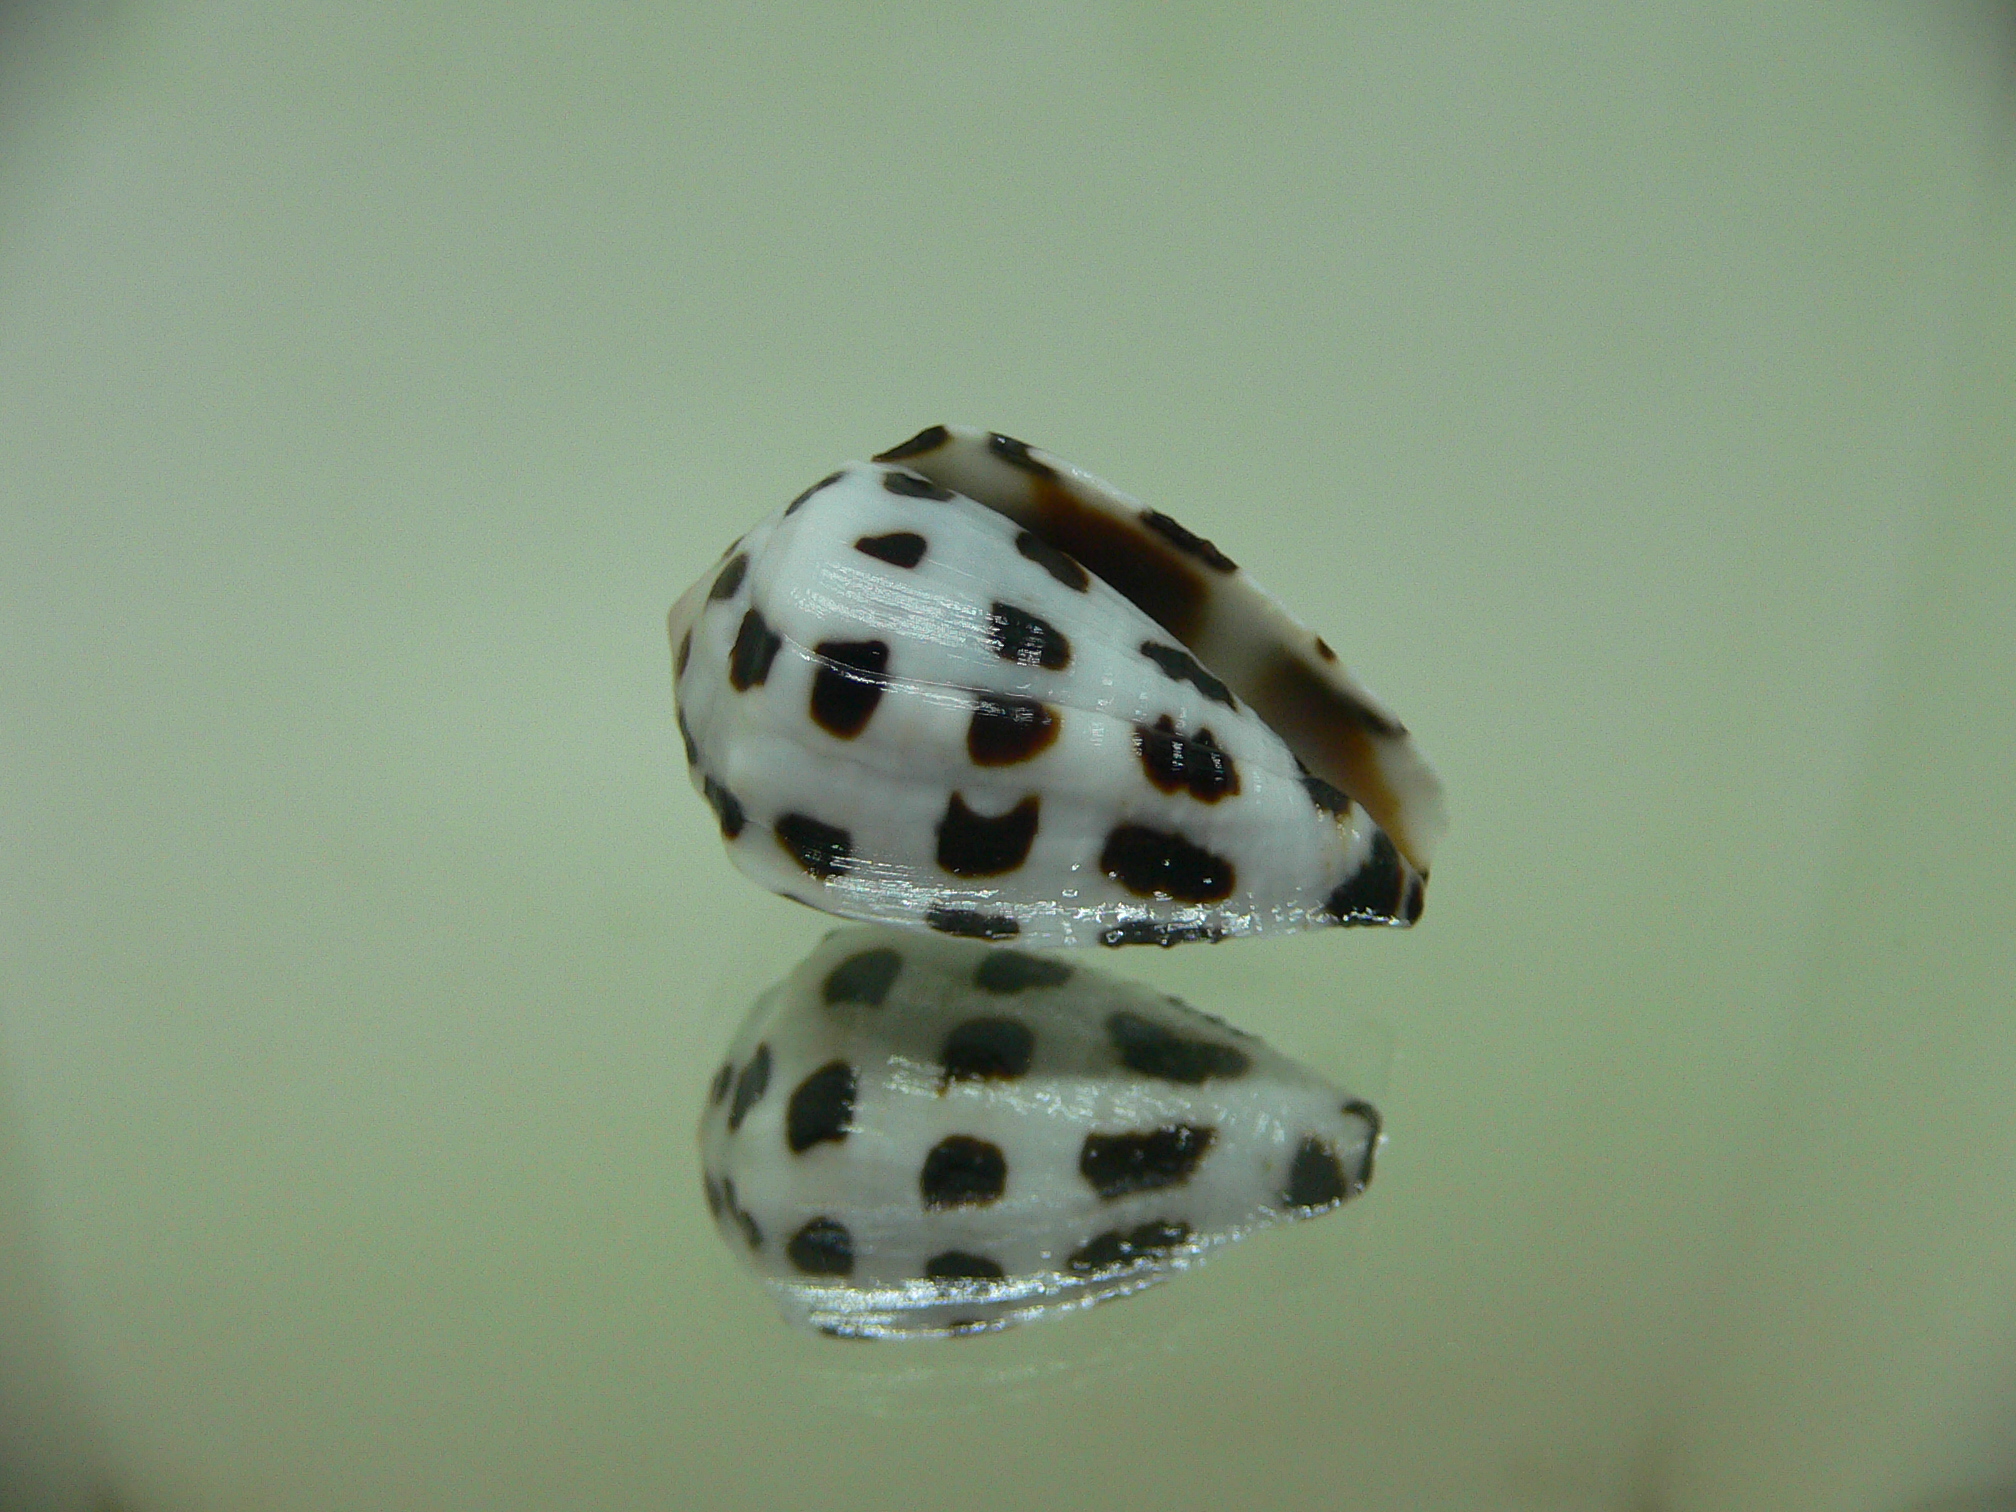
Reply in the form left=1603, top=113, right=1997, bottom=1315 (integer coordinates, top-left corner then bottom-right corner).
left=670, top=432, right=1442, bottom=948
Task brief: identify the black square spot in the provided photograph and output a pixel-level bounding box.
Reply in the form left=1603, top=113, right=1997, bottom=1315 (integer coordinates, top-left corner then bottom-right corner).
left=920, top=1135, right=1007, bottom=1210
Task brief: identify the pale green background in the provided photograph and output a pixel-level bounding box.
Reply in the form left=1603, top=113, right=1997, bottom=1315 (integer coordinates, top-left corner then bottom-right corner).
left=3, top=4, right=2013, bottom=1510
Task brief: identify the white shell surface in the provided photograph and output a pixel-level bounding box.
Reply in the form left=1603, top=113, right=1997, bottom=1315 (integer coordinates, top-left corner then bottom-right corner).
left=698, top=927, right=1380, bottom=1339
left=669, top=451, right=1427, bottom=949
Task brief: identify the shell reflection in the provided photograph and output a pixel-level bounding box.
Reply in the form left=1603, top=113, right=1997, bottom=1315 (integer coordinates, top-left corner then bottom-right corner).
left=698, top=927, right=1380, bottom=1339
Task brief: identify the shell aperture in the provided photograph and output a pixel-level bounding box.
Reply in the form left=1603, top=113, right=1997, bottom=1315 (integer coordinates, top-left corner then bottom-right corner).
left=698, top=926, right=1381, bottom=1339
left=669, top=430, right=1443, bottom=948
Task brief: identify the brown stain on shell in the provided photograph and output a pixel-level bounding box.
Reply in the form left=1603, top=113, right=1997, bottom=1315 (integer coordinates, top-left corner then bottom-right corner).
left=1027, top=475, right=1209, bottom=644
left=1253, top=651, right=1428, bottom=872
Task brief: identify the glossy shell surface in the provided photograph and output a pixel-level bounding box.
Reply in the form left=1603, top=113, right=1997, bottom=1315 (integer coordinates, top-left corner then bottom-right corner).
left=698, top=927, right=1381, bottom=1339
left=669, top=427, right=1444, bottom=948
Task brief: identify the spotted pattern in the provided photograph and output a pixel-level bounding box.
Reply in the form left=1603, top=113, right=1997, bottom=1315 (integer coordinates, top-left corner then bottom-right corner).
left=786, top=1061, right=857, bottom=1152
left=936, top=794, right=1040, bottom=878
left=854, top=531, right=927, bottom=568
left=1323, top=831, right=1408, bottom=924
left=729, top=609, right=783, bottom=690
left=987, top=602, right=1071, bottom=671
left=1015, top=529, right=1089, bottom=591
left=974, top=951, right=1072, bottom=993
left=881, top=468, right=954, bottom=502
left=697, top=925, right=1389, bottom=1338
left=678, top=427, right=1445, bottom=1321
left=809, top=639, right=890, bottom=738
left=787, top=1217, right=854, bottom=1276
left=1140, top=640, right=1234, bottom=707
left=784, top=470, right=843, bottom=515
left=1080, top=1125, right=1214, bottom=1200
left=926, top=905, right=1020, bottom=941
left=676, top=708, right=698, bottom=766
left=1067, top=1220, right=1192, bottom=1275
left=822, top=947, right=903, bottom=1007
left=1140, top=510, right=1236, bottom=573
left=1099, top=824, right=1236, bottom=904
left=676, top=427, right=1443, bottom=959
left=727, top=1044, right=771, bottom=1132
left=925, top=1251, right=1006, bottom=1281
left=702, top=776, right=747, bottom=839
left=1134, top=715, right=1239, bottom=802
left=1284, top=1137, right=1348, bottom=1212
left=966, top=695, right=1058, bottom=766
left=1106, top=1010, right=1250, bottom=1084
left=775, top=813, right=853, bottom=879
left=940, top=1016, right=1036, bottom=1083
left=709, top=552, right=749, bottom=601
left=920, top=1135, right=1009, bottom=1210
